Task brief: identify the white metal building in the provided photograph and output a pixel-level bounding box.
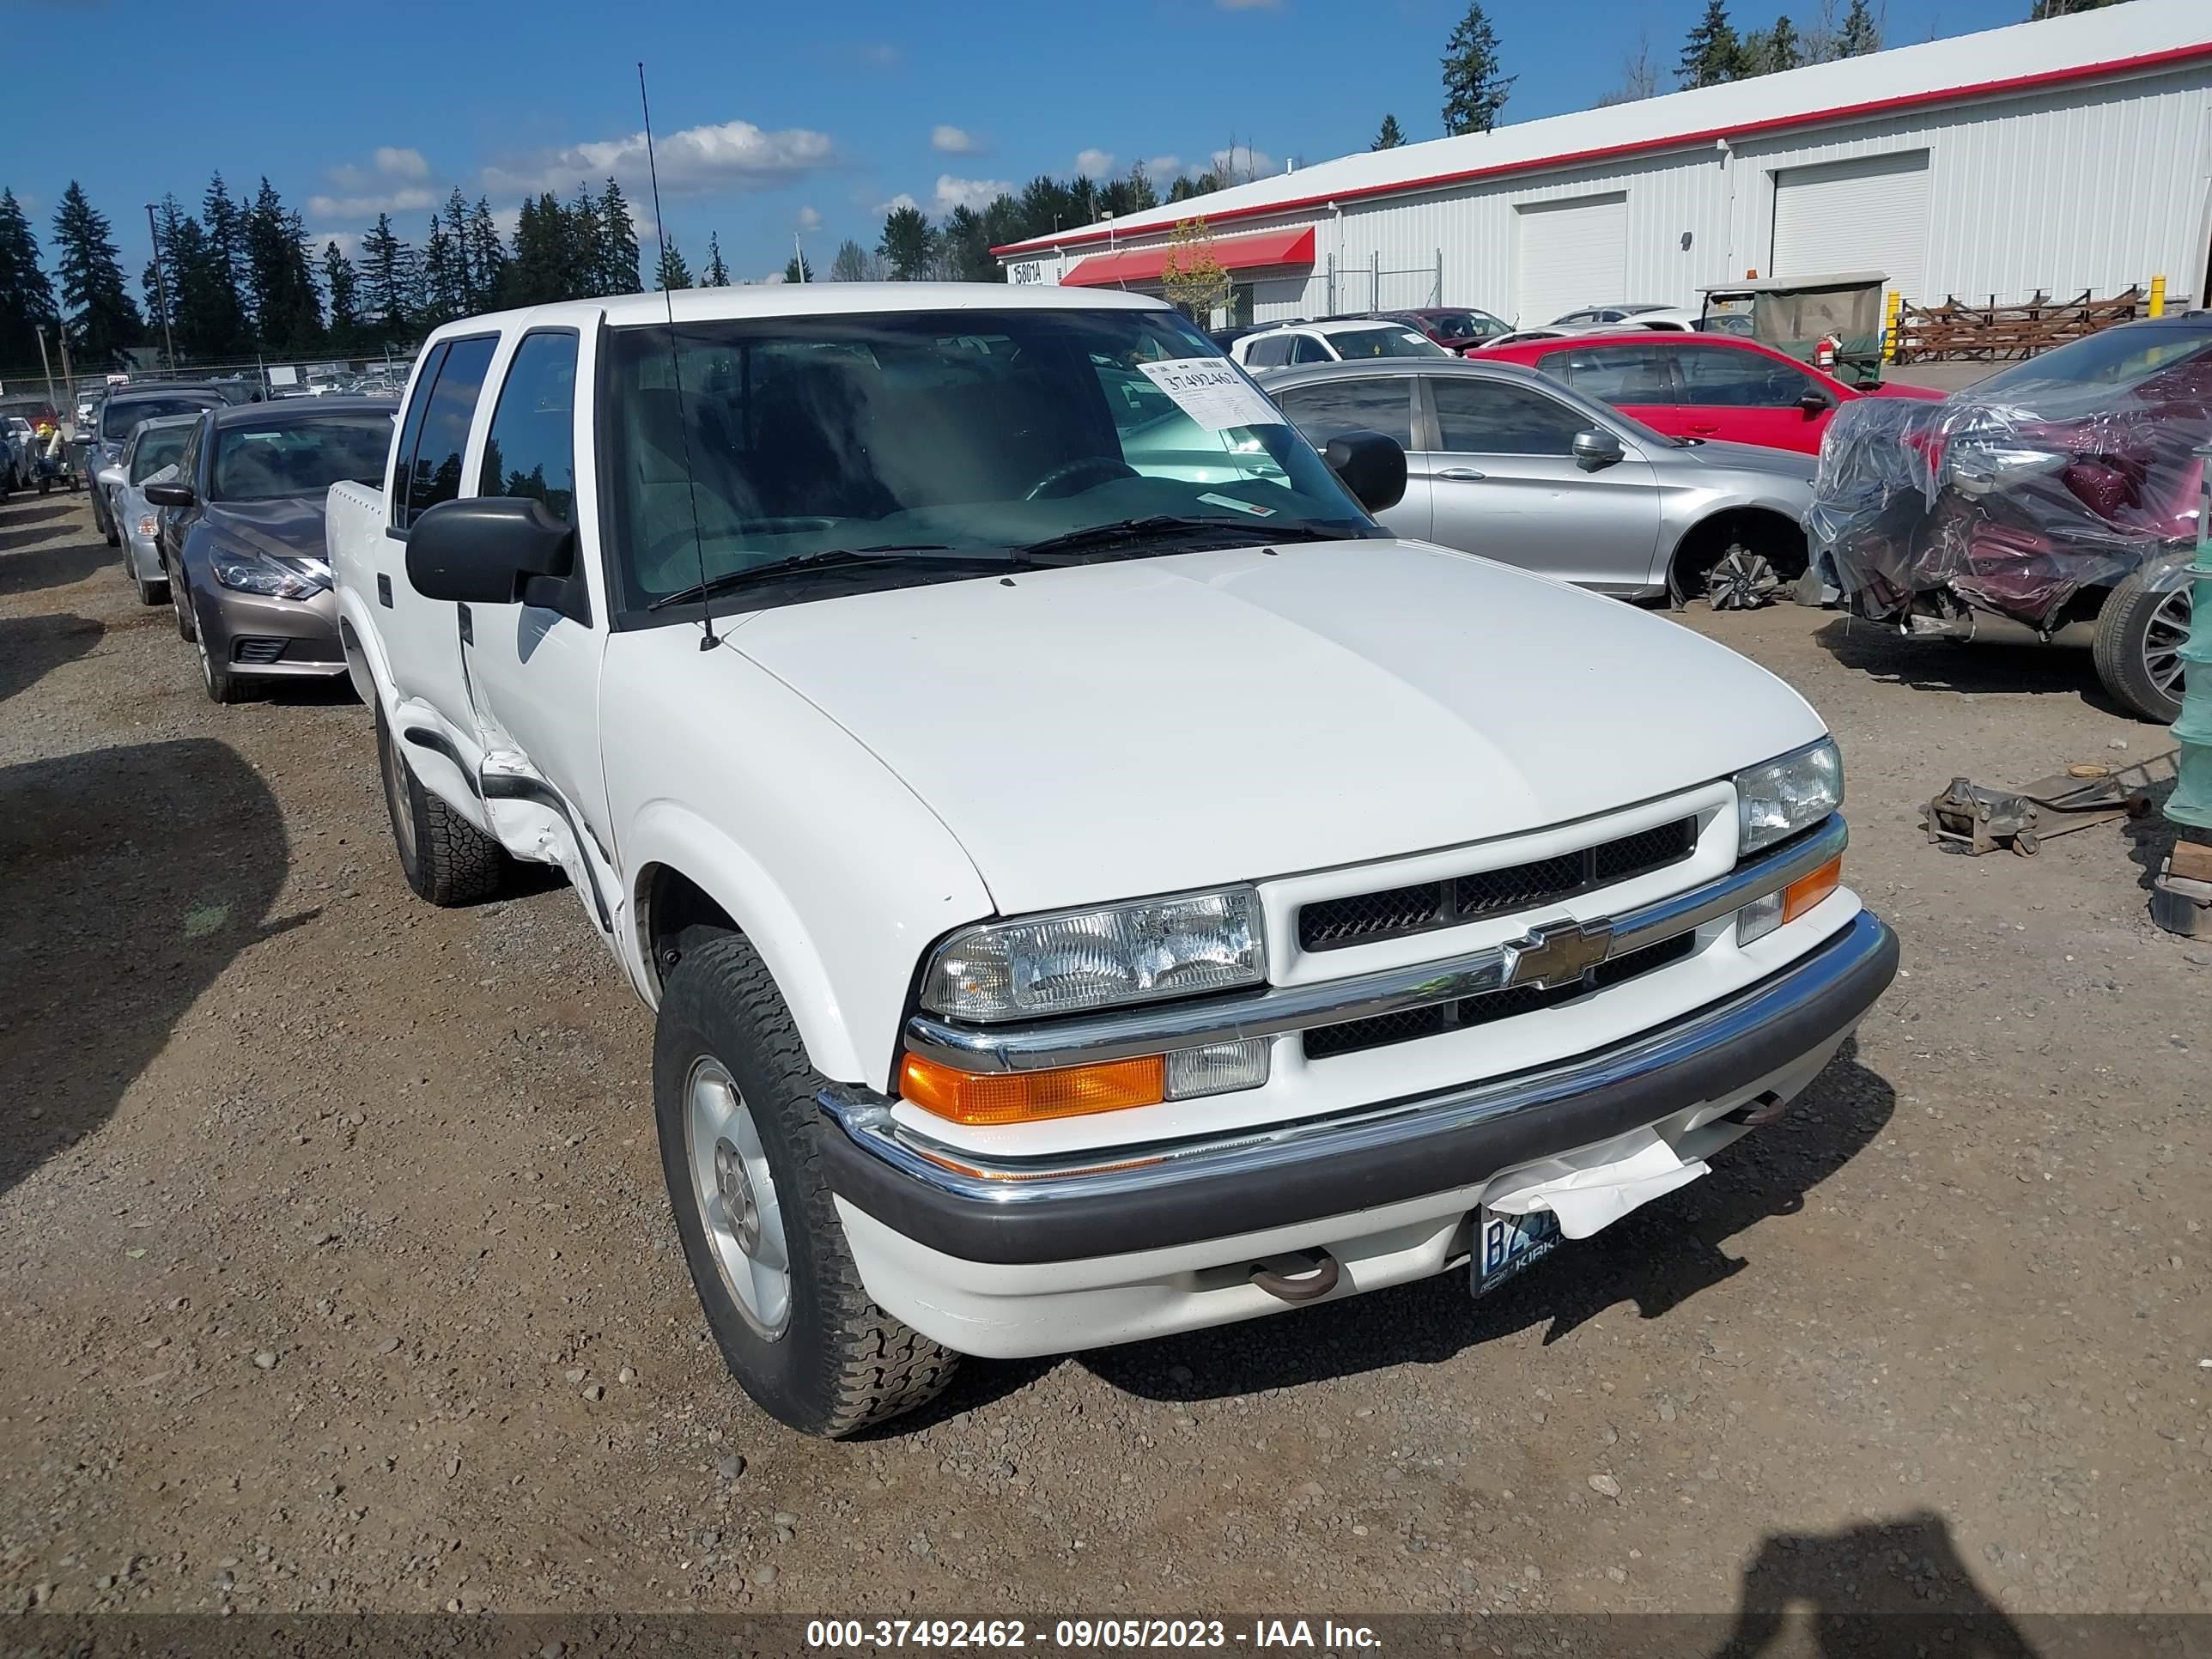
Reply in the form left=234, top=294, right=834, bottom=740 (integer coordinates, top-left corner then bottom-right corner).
left=994, top=0, right=2212, bottom=328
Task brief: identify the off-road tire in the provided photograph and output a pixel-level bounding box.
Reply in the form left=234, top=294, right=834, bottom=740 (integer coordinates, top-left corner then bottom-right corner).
left=2091, top=556, right=2192, bottom=725
left=654, top=933, right=959, bottom=1437
left=374, top=697, right=507, bottom=905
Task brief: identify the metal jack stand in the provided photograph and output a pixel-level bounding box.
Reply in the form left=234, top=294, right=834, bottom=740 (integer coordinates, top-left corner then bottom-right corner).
left=1923, top=760, right=2165, bottom=857
left=2151, top=441, right=2212, bottom=938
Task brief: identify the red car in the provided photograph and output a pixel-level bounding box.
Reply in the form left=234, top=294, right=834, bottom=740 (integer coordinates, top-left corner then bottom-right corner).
left=1471, top=331, right=1942, bottom=453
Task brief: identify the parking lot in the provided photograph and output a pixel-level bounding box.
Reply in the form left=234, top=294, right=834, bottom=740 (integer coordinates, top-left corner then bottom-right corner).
left=2, top=488, right=2208, bottom=1626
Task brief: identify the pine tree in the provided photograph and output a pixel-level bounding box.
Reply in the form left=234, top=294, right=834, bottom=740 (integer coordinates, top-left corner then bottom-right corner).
left=566, top=183, right=604, bottom=300
left=245, top=178, right=320, bottom=352
left=322, top=242, right=364, bottom=351
left=830, top=238, right=871, bottom=283
left=1372, top=114, right=1407, bottom=150
left=503, top=194, right=567, bottom=307
left=199, top=173, right=252, bottom=353
left=0, top=186, right=59, bottom=373
left=421, top=216, right=466, bottom=326
left=878, top=205, right=935, bottom=280
left=937, top=207, right=994, bottom=283
left=359, top=213, right=417, bottom=341
left=702, top=233, right=732, bottom=288
left=437, top=189, right=473, bottom=310
left=654, top=239, right=693, bottom=291
left=782, top=250, right=814, bottom=284
left=1837, top=0, right=1880, bottom=54
left=1679, top=0, right=1744, bottom=85
left=466, top=198, right=509, bottom=305
left=1441, top=3, right=1515, bottom=136
left=598, top=179, right=641, bottom=295
left=164, top=216, right=221, bottom=362
left=51, top=182, right=142, bottom=365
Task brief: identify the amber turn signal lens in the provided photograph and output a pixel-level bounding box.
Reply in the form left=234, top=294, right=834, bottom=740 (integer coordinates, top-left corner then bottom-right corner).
left=1781, top=854, right=1843, bottom=924
left=899, top=1052, right=1165, bottom=1127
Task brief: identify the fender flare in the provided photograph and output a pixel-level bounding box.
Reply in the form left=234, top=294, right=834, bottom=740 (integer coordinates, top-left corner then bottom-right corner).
left=628, top=801, right=866, bottom=1084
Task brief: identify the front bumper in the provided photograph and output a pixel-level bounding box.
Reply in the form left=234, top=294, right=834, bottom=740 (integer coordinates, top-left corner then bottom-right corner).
left=197, top=585, right=345, bottom=678
left=822, top=908, right=1896, bottom=1280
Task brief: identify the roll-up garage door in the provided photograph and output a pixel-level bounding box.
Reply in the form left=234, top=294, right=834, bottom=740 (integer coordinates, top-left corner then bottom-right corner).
left=1514, top=193, right=1627, bottom=326
left=1771, top=151, right=1929, bottom=301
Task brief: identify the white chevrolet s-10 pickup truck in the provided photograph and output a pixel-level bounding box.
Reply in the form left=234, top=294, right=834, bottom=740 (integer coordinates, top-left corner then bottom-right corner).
left=327, top=283, right=1897, bottom=1436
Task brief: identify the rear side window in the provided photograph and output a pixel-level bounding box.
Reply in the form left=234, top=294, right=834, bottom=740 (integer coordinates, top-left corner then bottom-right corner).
left=1540, top=344, right=1677, bottom=405
left=478, top=331, right=580, bottom=524
left=1290, top=335, right=1334, bottom=365
left=389, top=343, right=447, bottom=526
left=1245, top=334, right=1295, bottom=368
left=395, top=336, right=499, bottom=528
left=1272, top=378, right=1414, bottom=449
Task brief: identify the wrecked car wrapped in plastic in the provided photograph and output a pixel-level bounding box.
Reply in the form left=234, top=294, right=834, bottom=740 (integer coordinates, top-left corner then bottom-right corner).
left=1805, top=313, right=2209, bottom=721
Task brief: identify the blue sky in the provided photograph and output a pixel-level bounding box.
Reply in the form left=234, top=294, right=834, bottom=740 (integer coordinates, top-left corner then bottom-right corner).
left=15, top=0, right=2028, bottom=286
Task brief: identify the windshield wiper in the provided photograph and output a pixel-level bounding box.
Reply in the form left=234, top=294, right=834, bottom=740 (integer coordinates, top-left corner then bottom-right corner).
left=647, top=545, right=1010, bottom=611
left=1015, top=515, right=1347, bottom=560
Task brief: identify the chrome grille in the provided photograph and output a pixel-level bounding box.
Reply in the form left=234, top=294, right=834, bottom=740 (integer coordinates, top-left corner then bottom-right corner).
left=1297, top=817, right=1698, bottom=953
left=1303, top=931, right=1697, bottom=1060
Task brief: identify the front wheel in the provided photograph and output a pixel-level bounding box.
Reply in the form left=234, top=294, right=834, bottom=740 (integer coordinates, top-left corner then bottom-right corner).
left=2091, top=558, right=2192, bottom=724
left=654, top=933, right=958, bottom=1437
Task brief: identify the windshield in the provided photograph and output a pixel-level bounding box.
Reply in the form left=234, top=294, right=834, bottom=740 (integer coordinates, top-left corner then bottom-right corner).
left=1328, top=326, right=1450, bottom=360
left=129, top=425, right=191, bottom=483
left=1425, top=310, right=1505, bottom=342
left=210, top=413, right=394, bottom=501
left=103, top=397, right=214, bottom=441
left=603, top=307, right=1376, bottom=611
left=1973, top=325, right=2212, bottom=402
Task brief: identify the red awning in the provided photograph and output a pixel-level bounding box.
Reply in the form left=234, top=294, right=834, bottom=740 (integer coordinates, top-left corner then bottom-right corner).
left=1060, top=226, right=1316, bottom=288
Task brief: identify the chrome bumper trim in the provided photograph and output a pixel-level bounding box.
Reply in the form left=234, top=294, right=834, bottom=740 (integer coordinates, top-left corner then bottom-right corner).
left=904, top=814, right=1847, bottom=1074
left=834, top=908, right=1888, bottom=1210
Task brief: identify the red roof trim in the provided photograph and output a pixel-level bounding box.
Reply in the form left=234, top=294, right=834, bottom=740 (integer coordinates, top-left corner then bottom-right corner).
left=1061, top=226, right=1316, bottom=287
left=992, top=41, right=2212, bottom=258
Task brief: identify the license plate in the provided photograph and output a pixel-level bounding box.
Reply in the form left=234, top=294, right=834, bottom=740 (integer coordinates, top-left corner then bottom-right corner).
left=1474, top=1206, right=1562, bottom=1296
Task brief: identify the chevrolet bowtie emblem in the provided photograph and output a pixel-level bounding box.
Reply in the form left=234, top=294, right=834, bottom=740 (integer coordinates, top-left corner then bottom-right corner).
left=1504, top=917, right=1614, bottom=989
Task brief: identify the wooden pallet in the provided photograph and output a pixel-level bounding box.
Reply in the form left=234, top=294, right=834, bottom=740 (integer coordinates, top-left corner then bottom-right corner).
left=1891, top=285, right=2177, bottom=364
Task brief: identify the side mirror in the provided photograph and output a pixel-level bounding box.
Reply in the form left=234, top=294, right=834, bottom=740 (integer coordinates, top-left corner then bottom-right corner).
left=405, top=496, right=576, bottom=605
left=1320, top=428, right=1407, bottom=514
left=143, top=480, right=194, bottom=507
left=1797, top=388, right=1832, bottom=414
left=1571, top=428, right=1625, bottom=471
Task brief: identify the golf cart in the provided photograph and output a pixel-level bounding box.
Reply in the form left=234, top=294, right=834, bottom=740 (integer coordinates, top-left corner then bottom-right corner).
left=1701, top=271, right=1891, bottom=390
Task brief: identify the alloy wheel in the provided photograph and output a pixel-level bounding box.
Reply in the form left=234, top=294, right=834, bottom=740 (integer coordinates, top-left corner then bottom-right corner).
left=682, top=1056, right=792, bottom=1340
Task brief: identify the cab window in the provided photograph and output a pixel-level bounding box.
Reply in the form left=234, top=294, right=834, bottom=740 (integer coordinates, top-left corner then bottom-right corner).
left=396, top=335, right=498, bottom=528
left=479, top=331, right=580, bottom=524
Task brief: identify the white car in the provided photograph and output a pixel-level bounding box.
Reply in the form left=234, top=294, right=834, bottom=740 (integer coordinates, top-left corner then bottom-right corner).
left=330, top=283, right=1897, bottom=1437
left=1231, top=318, right=1454, bottom=369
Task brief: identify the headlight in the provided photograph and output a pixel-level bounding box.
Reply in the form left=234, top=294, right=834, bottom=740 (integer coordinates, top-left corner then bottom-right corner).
left=1735, top=738, right=1842, bottom=856
left=211, top=549, right=331, bottom=600
left=921, top=888, right=1266, bottom=1022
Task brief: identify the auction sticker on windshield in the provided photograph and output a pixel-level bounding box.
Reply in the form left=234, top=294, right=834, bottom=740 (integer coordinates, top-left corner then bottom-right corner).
left=1138, top=358, right=1284, bottom=432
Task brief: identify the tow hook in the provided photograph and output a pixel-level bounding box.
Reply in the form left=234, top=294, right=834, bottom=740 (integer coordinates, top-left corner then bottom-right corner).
left=1723, top=1090, right=1790, bottom=1128
left=1250, top=1250, right=1341, bottom=1305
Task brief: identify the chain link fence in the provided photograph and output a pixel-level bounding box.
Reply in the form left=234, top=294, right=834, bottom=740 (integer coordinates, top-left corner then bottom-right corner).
left=1325, top=252, right=1445, bottom=314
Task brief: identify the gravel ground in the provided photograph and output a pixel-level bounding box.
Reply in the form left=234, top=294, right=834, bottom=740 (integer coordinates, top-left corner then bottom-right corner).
left=2, top=490, right=2207, bottom=1631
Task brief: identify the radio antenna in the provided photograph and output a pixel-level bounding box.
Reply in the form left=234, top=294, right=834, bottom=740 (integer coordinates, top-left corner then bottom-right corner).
left=638, top=60, right=716, bottom=649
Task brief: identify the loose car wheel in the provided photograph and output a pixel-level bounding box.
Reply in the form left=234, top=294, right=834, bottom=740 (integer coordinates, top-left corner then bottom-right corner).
left=654, top=933, right=959, bottom=1437
left=373, top=697, right=507, bottom=905
left=2091, top=559, right=2192, bottom=725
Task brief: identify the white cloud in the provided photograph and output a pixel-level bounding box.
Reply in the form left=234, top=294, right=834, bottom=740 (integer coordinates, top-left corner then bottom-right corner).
left=325, top=146, right=434, bottom=194
left=874, top=191, right=922, bottom=216
left=1074, top=148, right=1116, bottom=178
left=798, top=204, right=823, bottom=230
left=1145, top=155, right=1182, bottom=179
left=374, top=146, right=429, bottom=179
left=932, top=174, right=1011, bottom=214
left=307, top=185, right=438, bottom=222
left=308, top=230, right=365, bottom=262
left=483, top=118, right=835, bottom=199
left=932, top=125, right=981, bottom=155
left=1211, top=143, right=1276, bottom=180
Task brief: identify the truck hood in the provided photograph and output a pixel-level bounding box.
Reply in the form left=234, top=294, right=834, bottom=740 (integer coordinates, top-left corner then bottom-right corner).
left=730, top=539, right=1826, bottom=915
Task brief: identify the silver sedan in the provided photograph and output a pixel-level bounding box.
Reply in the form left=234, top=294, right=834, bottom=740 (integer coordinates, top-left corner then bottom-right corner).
left=1260, top=357, right=1815, bottom=603
left=95, top=413, right=200, bottom=606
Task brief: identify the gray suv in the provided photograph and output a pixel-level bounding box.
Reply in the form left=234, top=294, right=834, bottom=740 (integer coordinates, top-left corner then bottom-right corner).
left=1261, top=357, right=1817, bottom=604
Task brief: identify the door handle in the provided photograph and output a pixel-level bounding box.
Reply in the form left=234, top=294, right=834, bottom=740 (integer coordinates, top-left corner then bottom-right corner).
left=1437, top=466, right=1486, bottom=481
